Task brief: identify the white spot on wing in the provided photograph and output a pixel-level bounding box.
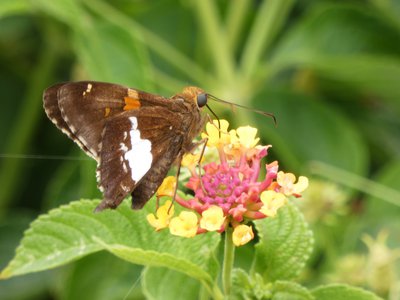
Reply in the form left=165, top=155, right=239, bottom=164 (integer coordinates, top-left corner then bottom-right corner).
left=124, top=117, right=152, bottom=182
left=83, top=83, right=92, bottom=96
left=120, top=143, right=128, bottom=152
left=121, top=184, right=130, bottom=192
left=122, top=162, right=128, bottom=173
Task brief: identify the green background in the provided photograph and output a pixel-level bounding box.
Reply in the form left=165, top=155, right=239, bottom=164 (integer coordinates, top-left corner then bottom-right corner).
left=0, top=0, right=399, bottom=299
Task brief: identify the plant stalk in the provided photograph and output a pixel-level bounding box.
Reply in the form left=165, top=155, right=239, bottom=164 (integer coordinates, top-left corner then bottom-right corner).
left=86, top=0, right=212, bottom=85
left=240, top=0, right=294, bottom=78
left=222, top=227, right=235, bottom=297
left=309, top=161, right=400, bottom=207
left=193, top=0, right=236, bottom=84
left=0, top=24, right=58, bottom=216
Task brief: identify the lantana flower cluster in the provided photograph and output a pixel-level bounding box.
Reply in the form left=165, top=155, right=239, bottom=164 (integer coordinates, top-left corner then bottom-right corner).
left=147, top=120, right=308, bottom=246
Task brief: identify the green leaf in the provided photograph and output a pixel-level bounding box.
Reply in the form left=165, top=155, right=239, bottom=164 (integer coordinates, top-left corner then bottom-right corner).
left=73, top=19, right=154, bottom=89
left=312, top=284, right=383, bottom=300
left=254, top=88, right=368, bottom=174
left=252, top=202, right=313, bottom=281
left=0, top=199, right=220, bottom=288
left=271, top=4, right=400, bottom=110
left=271, top=281, right=314, bottom=300
left=273, top=4, right=400, bottom=58
left=231, top=268, right=272, bottom=300
left=365, top=159, right=400, bottom=219
left=231, top=270, right=313, bottom=300
left=0, top=0, right=29, bottom=18
left=302, top=56, right=400, bottom=108
left=0, top=213, right=52, bottom=300
left=142, top=267, right=202, bottom=300
left=61, top=252, right=144, bottom=300
left=34, top=0, right=154, bottom=90
left=33, top=0, right=85, bottom=26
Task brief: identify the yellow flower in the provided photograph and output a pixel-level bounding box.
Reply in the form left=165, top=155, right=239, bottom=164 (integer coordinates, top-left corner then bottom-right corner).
left=146, top=200, right=175, bottom=231
left=200, top=206, right=225, bottom=231
left=169, top=211, right=198, bottom=238
left=156, top=176, right=176, bottom=198
left=182, top=153, right=201, bottom=169
left=232, top=225, right=254, bottom=246
left=201, top=119, right=230, bottom=147
left=260, top=190, right=287, bottom=217
left=277, top=171, right=309, bottom=195
left=236, top=126, right=260, bottom=148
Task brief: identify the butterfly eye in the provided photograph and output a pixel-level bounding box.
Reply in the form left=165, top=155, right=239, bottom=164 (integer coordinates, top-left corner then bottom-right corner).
left=197, top=93, right=208, bottom=108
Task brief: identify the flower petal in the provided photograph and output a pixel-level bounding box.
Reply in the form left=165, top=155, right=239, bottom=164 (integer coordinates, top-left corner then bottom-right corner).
left=232, top=225, right=254, bottom=246
left=200, top=205, right=225, bottom=231
left=156, top=176, right=176, bottom=198
left=236, top=126, right=260, bottom=148
left=146, top=200, right=174, bottom=231
left=260, top=190, right=287, bottom=217
left=182, top=153, right=203, bottom=169
left=202, top=119, right=230, bottom=147
left=169, top=211, right=198, bottom=238
left=277, top=171, right=309, bottom=195
left=294, top=176, right=309, bottom=194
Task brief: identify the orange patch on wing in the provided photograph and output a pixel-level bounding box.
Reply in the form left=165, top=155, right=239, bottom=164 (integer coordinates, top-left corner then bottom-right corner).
left=104, top=107, right=111, bottom=117
left=123, top=97, right=141, bottom=110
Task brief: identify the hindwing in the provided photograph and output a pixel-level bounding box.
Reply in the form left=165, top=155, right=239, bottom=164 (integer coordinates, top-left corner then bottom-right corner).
left=95, top=107, right=185, bottom=211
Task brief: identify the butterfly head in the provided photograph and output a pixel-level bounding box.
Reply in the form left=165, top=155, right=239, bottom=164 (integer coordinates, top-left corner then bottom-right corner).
left=180, top=86, right=208, bottom=109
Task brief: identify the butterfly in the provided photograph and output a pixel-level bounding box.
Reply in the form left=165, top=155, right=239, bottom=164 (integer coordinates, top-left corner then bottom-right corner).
left=43, top=81, right=208, bottom=212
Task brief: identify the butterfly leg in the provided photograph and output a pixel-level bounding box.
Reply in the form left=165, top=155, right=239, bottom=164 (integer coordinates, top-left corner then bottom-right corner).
left=168, top=156, right=182, bottom=213
left=184, top=138, right=208, bottom=195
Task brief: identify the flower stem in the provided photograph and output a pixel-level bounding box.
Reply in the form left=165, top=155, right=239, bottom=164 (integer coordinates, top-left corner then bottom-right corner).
left=222, top=227, right=235, bottom=296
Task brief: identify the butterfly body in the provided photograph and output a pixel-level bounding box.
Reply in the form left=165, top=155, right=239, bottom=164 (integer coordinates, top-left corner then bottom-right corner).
left=43, top=81, right=206, bottom=211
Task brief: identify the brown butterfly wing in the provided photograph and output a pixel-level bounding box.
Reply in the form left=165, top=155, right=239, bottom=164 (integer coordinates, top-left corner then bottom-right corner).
left=43, top=82, right=96, bottom=157
left=44, top=81, right=203, bottom=211
left=44, top=81, right=175, bottom=160
left=56, top=82, right=130, bottom=159
left=95, top=107, right=185, bottom=211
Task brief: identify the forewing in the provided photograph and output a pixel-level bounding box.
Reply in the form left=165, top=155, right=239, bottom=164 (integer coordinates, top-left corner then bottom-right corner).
left=56, top=81, right=131, bottom=159
left=44, top=81, right=176, bottom=161
left=43, top=83, right=94, bottom=156
left=95, top=107, right=184, bottom=211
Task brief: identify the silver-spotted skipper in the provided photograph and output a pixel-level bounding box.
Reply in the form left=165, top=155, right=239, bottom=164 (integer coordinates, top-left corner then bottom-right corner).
left=43, top=81, right=207, bottom=211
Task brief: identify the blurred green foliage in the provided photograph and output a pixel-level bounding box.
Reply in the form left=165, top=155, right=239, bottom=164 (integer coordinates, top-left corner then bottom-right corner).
left=0, top=0, right=399, bottom=299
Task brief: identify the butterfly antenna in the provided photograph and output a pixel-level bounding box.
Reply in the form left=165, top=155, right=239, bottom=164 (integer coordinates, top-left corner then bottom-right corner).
left=208, top=94, right=277, bottom=126
left=205, top=104, right=221, bottom=137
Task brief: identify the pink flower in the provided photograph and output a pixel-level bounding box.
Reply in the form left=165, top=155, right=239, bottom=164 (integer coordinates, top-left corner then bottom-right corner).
left=147, top=120, right=309, bottom=246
